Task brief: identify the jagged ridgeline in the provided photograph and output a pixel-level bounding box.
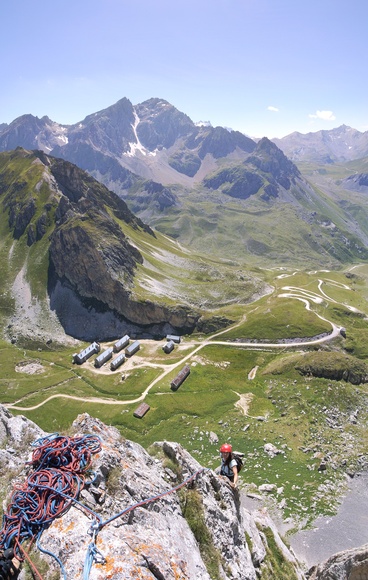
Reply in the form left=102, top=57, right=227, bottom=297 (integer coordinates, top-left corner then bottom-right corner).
left=0, top=148, right=262, bottom=343
left=2, top=99, right=368, bottom=269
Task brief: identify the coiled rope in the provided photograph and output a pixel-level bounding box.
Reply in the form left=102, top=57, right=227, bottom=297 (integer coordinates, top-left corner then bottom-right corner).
left=0, top=433, right=101, bottom=579
left=0, top=432, right=208, bottom=580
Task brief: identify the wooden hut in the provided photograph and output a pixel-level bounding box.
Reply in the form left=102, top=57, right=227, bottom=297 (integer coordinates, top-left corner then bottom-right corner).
left=171, top=364, right=190, bottom=391
left=133, top=402, right=150, bottom=418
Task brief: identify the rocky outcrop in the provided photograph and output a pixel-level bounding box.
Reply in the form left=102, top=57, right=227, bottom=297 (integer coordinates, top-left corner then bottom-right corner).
left=308, top=544, right=368, bottom=579
left=196, top=314, right=235, bottom=334
left=202, top=137, right=302, bottom=201
left=342, top=173, right=368, bottom=193
left=295, top=352, right=368, bottom=385
left=168, top=150, right=202, bottom=177
left=126, top=179, right=179, bottom=212
left=203, top=166, right=263, bottom=199
left=7, top=197, right=36, bottom=239
left=0, top=407, right=305, bottom=580
left=3, top=407, right=368, bottom=579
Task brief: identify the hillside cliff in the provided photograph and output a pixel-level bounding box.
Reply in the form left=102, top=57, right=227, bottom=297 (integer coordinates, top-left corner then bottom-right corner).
left=0, top=148, right=203, bottom=342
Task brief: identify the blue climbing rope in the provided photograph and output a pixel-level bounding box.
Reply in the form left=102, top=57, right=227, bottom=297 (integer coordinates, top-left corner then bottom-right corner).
left=0, top=431, right=208, bottom=580
left=0, top=433, right=102, bottom=578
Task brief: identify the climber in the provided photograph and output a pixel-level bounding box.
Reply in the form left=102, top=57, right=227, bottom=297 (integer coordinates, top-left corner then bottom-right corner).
left=219, top=443, right=238, bottom=489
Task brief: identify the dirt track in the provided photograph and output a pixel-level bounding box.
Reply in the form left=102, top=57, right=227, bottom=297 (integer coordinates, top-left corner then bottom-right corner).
left=5, top=277, right=348, bottom=412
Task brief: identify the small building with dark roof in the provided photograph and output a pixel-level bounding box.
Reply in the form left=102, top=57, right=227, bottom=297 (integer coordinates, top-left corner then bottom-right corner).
left=171, top=364, right=190, bottom=391
left=133, top=402, right=150, bottom=418
left=162, top=340, right=175, bottom=354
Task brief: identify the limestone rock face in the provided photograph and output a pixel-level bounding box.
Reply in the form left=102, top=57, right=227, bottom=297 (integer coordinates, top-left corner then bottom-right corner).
left=0, top=407, right=305, bottom=580
left=47, top=157, right=200, bottom=332
left=45, top=154, right=198, bottom=333
left=308, top=544, right=368, bottom=579
left=0, top=406, right=44, bottom=449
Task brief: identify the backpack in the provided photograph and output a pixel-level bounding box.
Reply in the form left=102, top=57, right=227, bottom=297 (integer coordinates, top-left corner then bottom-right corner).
left=232, top=451, right=244, bottom=473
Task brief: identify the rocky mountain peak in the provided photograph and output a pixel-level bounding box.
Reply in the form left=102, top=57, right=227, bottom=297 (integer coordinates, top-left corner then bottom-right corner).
left=135, top=98, right=195, bottom=151
left=79, top=96, right=134, bottom=127
left=66, top=98, right=136, bottom=157
left=248, top=137, right=300, bottom=188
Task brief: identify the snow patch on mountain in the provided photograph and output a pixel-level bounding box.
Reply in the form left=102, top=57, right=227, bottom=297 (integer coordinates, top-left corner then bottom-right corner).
left=195, top=120, right=212, bottom=127
left=125, top=111, right=157, bottom=157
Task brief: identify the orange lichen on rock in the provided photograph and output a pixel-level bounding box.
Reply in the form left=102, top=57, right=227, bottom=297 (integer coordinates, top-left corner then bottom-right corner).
left=52, top=518, right=75, bottom=533
left=171, top=559, right=188, bottom=578
left=95, top=556, right=123, bottom=578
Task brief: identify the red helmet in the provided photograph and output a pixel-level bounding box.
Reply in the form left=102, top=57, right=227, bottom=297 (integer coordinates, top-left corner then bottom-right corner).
left=220, top=443, right=232, bottom=453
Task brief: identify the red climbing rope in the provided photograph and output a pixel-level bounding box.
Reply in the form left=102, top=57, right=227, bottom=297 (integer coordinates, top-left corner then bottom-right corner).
left=0, top=431, right=209, bottom=580
left=0, top=433, right=101, bottom=579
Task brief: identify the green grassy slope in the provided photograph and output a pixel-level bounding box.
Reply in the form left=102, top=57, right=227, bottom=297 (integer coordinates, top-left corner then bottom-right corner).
left=3, top=266, right=368, bottom=528
left=140, top=178, right=368, bottom=268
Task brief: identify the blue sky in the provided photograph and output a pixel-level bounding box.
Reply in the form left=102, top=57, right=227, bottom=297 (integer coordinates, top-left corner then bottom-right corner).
left=1, top=0, right=367, bottom=138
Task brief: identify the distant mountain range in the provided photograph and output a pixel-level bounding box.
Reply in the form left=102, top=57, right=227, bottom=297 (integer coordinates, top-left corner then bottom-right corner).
left=273, top=125, right=368, bottom=164
left=0, top=98, right=256, bottom=189
left=1, top=100, right=368, bottom=179
left=1, top=97, right=368, bottom=269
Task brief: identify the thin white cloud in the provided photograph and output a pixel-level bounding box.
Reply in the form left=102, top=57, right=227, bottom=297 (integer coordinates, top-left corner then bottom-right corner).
left=267, top=106, right=279, bottom=112
left=309, top=110, right=336, bottom=121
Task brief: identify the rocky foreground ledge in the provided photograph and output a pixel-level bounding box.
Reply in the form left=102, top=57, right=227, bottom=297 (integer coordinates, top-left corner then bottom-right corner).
left=0, top=407, right=367, bottom=579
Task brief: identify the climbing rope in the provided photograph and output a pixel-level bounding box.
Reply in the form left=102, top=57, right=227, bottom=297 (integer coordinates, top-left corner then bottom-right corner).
left=0, top=433, right=101, bottom=579
left=82, top=466, right=208, bottom=580
left=0, top=431, right=208, bottom=580
left=100, top=466, right=206, bottom=529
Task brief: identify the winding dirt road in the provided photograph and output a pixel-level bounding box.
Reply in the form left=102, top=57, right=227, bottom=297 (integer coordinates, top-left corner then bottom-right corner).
left=5, top=277, right=349, bottom=412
